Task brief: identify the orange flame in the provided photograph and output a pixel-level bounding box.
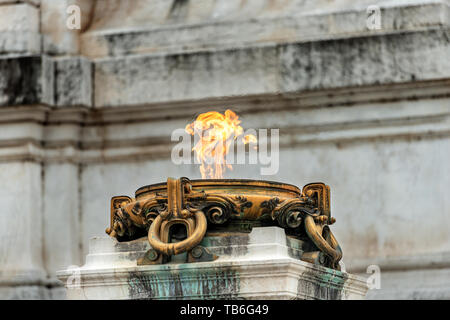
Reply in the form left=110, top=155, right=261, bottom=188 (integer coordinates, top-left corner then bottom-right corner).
left=185, top=109, right=257, bottom=179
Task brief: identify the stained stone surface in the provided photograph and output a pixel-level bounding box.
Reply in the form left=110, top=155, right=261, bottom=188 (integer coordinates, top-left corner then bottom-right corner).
left=57, top=227, right=368, bottom=300
left=0, top=55, right=92, bottom=107
left=2, top=0, right=450, bottom=59
left=93, top=28, right=450, bottom=107
left=53, top=56, right=93, bottom=107
left=0, top=56, right=44, bottom=106
left=80, top=0, right=450, bottom=58
left=0, top=2, right=40, bottom=54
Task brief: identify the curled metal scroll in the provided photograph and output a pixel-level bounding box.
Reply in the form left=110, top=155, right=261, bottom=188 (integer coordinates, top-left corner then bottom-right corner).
left=107, top=178, right=343, bottom=269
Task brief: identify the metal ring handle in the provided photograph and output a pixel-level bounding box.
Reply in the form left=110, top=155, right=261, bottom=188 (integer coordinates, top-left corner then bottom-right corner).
left=148, top=211, right=207, bottom=256
left=304, top=215, right=342, bottom=264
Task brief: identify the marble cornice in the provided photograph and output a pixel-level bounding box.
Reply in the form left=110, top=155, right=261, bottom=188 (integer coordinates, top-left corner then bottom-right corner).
left=0, top=79, right=449, bottom=164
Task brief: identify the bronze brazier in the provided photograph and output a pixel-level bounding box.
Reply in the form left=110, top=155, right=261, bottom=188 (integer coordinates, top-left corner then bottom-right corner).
left=106, top=177, right=342, bottom=270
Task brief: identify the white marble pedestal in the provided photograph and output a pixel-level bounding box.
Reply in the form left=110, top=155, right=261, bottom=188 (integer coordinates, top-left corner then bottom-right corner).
left=57, top=227, right=368, bottom=300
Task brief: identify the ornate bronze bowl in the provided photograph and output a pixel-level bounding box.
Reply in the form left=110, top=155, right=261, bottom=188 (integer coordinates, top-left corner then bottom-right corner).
left=106, top=177, right=342, bottom=270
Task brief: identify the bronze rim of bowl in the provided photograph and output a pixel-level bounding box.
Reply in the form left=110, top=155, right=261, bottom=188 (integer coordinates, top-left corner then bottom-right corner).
left=135, top=178, right=301, bottom=199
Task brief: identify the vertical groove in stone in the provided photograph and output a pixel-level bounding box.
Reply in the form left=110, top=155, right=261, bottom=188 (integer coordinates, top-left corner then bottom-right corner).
left=40, top=161, right=47, bottom=279
left=77, top=163, right=83, bottom=265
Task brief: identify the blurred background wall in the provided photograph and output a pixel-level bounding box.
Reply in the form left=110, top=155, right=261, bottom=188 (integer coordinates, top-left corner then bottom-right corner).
left=0, top=0, right=449, bottom=299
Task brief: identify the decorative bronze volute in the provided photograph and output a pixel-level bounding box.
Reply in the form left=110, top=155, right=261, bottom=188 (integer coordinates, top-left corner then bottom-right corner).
left=106, top=177, right=343, bottom=270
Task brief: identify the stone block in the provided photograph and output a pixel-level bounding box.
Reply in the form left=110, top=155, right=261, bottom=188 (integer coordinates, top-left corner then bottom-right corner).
left=0, top=55, right=92, bottom=107
left=54, top=56, right=93, bottom=107
left=0, top=55, right=43, bottom=106
left=93, top=28, right=450, bottom=107
left=80, top=1, right=450, bottom=58
left=0, top=285, right=51, bottom=300
left=0, top=162, right=47, bottom=299
left=43, top=164, right=81, bottom=276
left=94, top=46, right=278, bottom=107
left=57, top=227, right=368, bottom=299
left=279, top=28, right=450, bottom=92
left=0, top=2, right=40, bottom=54
left=0, top=3, right=38, bottom=31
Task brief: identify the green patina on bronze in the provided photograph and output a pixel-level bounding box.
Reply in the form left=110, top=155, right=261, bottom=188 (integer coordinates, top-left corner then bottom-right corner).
left=127, top=266, right=241, bottom=300
left=297, top=267, right=349, bottom=300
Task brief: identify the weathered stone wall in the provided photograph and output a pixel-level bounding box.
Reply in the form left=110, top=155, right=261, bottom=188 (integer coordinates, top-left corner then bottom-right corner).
left=0, top=0, right=449, bottom=299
